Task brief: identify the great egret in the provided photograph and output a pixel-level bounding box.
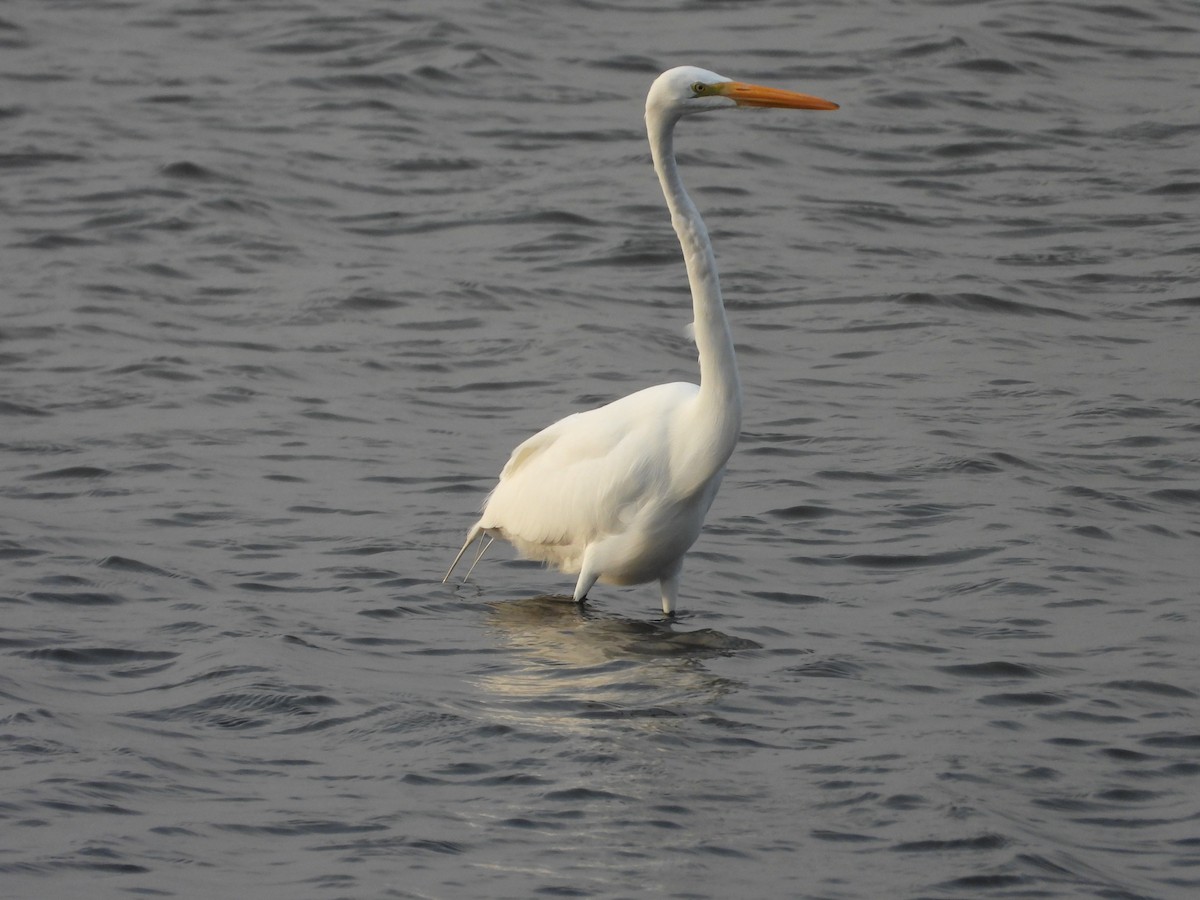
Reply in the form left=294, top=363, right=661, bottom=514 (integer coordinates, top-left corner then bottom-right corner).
left=445, top=65, right=838, bottom=614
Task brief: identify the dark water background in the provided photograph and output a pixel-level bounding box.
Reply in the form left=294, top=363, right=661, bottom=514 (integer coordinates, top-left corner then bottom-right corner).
left=3, top=1, right=1199, bottom=897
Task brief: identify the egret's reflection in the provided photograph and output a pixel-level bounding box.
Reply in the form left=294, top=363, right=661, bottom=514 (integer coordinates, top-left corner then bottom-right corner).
left=475, top=595, right=760, bottom=733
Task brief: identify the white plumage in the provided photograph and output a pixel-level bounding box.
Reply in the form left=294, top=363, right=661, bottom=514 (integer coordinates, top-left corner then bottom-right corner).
left=445, top=66, right=838, bottom=614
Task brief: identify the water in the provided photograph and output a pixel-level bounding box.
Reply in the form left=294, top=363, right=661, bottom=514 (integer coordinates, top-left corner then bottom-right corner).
left=2, top=0, right=1198, bottom=897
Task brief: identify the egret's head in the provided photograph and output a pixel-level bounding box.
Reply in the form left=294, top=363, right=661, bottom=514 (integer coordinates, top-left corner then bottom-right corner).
left=646, top=65, right=839, bottom=121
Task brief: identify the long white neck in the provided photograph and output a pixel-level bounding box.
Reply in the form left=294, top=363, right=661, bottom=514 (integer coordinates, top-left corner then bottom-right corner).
left=647, top=109, right=743, bottom=462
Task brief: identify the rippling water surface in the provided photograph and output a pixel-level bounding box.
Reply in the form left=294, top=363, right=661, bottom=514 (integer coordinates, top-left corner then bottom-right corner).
left=3, top=1, right=1199, bottom=897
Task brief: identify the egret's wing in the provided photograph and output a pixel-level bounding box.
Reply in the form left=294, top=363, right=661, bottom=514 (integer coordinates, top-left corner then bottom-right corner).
left=481, top=383, right=696, bottom=551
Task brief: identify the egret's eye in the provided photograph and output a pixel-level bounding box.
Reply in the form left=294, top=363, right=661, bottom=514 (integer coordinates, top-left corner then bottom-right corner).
left=691, top=82, right=708, bottom=95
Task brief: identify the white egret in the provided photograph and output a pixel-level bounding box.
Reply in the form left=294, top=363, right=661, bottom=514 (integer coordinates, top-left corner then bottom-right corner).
left=445, top=66, right=838, bottom=614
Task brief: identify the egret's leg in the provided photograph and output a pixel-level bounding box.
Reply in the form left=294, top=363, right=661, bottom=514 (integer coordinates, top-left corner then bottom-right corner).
left=572, top=569, right=599, bottom=604
left=659, top=567, right=681, bottom=616
left=572, top=546, right=601, bottom=603
left=443, top=525, right=483, bottom=583
left=462, top=536, right=494, bottom=582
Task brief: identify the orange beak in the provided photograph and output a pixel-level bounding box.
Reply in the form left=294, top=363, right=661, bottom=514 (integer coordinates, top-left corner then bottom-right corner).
left=719, top=81, right=839, bottom=111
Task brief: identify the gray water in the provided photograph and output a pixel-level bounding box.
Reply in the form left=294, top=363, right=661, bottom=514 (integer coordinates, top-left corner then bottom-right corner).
left=2, top=0, right=1199, bottom=897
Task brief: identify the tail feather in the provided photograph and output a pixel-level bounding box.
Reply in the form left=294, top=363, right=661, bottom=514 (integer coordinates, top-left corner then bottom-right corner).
left=443, top=524, right=484, bottom=584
